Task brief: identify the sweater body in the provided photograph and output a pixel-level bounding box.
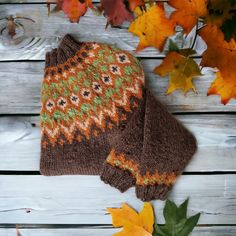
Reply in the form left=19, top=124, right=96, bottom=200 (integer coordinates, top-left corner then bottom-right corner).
left=40, top=35, right=197, bottom=201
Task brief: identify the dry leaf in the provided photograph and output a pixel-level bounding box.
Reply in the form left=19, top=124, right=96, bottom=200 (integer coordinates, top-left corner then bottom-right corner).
left=169, top=0, right=208, bottom=34
left=107, top=202, right=154, bottom=236
left=154, top=51, right=202, bottom=94
left=129, top=5, right=175, bottom=51
left=199, top=24, right=236, bottom=104
left=101, top=0, right=134, bottom=26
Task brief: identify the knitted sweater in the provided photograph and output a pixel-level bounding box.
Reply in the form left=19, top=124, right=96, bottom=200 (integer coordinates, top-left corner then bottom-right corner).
left=40, top=34, right=197, bottom=201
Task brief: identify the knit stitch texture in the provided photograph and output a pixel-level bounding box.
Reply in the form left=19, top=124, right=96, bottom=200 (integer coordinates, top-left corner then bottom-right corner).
left=40, top=34, right=197, bottom=201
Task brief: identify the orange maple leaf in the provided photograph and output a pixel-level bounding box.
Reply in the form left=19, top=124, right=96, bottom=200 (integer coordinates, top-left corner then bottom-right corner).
left=53, top=0, right=93, bottom=23
left=199, top=24, right=236, bottom=104
left=128, top=4, right=175, bottom=52
left=169, top=0, right=208, bottom=34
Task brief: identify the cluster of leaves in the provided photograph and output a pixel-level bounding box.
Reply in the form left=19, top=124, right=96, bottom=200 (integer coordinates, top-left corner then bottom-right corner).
left=107, top=198, right=200, bottom=236
left=47, top=0, right=236, bottom=104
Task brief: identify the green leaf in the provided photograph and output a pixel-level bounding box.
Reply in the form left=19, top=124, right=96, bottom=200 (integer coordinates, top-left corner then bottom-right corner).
left=168, top=39, right=180, bottom=52
left=177, top=198, right=189, bottom=220
left=153, top=198, right=200, bottom=236
left=178, top=213, right=201, bottom=236
left=164, top=199, right=178, bottom=225
left=154, top=224, right=171, bottom=236
left=173, top=218, right=188, bottom=234
left=229, top=0, right=236, bottom=5
left=221, top=13, right=236, bottom=42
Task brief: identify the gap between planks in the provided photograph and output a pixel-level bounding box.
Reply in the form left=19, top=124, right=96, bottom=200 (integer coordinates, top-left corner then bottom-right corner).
left=1, top=226, right=236, bottom=236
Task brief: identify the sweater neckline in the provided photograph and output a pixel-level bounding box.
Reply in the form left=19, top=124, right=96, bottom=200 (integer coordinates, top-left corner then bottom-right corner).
left=45, top=34, right=83, bottom=69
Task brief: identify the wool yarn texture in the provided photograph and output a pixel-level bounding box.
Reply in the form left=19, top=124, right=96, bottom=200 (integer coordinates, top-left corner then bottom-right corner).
left=40, top=34, right=197, bottom=201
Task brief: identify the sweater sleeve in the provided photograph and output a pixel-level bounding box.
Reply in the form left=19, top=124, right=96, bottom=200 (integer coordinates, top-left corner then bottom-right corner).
left=135, top=90, right=197, bottom=201
left=100, top=92, right=146, bottom=193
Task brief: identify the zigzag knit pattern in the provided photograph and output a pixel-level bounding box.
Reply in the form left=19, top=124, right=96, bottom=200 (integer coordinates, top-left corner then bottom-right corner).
left=40, top=35, right=197, bottom=201
left=41, top=41, right=144, bottom=147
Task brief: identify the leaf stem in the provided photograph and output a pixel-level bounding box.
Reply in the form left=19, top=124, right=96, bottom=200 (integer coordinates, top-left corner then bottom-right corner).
left=190, top=23, right=199, bottom=50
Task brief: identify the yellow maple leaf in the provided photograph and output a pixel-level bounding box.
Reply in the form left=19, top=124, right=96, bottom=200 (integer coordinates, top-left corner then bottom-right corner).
left=169, top=0, right=208, bottom=34
left=107, top=202, right=154, bottom=236
left=154, top=51, right=202, bottom=94
left=199, top=24, right=236, bottom=104
left=128, top=4, right=175, bottom=52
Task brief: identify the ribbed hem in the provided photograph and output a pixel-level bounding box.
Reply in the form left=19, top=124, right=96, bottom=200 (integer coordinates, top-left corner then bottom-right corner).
left=135, top=184, right=173, bottom=201
left=45, top=34, right=82, bottom=68
left=100, top=163, right=136, bottom=192
left=40, top=152, right=102, bottom=176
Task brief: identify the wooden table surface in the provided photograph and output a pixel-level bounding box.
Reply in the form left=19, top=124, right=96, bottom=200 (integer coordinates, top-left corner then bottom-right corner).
left=0, top=1, right=236, bottom=235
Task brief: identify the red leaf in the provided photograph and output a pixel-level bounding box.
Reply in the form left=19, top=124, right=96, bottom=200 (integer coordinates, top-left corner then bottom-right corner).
left=128, top=0, right=144, bottom=11
left=101, top=0, right=134, bottom=26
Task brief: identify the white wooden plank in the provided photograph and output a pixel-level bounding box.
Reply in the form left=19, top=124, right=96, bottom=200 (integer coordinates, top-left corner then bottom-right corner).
left=0, top=228, right=119, bottom=236
left=0, top=174, right=236, bottom=224
left=0, top=61, right=235, bottom=114
left=0, top=115, right=235, bottom=172
left=0, top=4, right=203, bottom=60
left=1, top=227, right=236, bottom=236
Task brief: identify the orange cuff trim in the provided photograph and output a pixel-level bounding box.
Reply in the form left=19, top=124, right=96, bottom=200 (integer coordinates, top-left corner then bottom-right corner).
left=106, top=148, right=177, bottom=186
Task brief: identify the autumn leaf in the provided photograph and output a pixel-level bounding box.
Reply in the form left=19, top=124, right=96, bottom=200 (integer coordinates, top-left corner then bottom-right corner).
left=199, top=24, right=236, bottom=104
left=154, top=51, right=202, bottom=94
left=207, top=71, right=236, bottom=105
left=169, top=0, right=208, bottom=34
left=101, top=0, right=134, bottom=26
left=51, top=0, right=93, bottom=22
left=129, top=5, right=175, bottom=52
left=128, top=0, right=144, bottom=11
left=107, top=202, right=154, bottom=236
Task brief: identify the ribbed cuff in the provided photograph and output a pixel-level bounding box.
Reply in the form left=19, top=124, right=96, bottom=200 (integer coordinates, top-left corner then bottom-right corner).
left=135, top=184, right=173, bottom=201
left=100, top=163, right=136, bottom=193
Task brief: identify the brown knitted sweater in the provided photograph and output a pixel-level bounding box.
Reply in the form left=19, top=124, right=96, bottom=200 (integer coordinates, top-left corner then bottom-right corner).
left=40, top=34, right=197, bottom=201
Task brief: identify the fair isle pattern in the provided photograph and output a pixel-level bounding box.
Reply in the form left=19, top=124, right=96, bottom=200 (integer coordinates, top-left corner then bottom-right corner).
left=40, top=43, right=144, bottom=146
left=106, top=149, right=177, bottom=186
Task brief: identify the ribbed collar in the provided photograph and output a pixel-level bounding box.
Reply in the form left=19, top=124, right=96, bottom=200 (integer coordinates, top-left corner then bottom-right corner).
left=45, top=34, right=83, bottom=68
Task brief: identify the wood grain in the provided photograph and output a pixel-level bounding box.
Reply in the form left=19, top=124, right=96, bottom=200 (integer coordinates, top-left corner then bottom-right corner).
left=0, top=1, right=236, bottom=232
left=0, top=61, right=235, bottom=114
left=2, top=227, right=236, bottom=236
left=0, top=115, right=235, bottom=172
left=0, top=4, right=204, bottom=60
left=0, top=174, right=236, bottom=224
